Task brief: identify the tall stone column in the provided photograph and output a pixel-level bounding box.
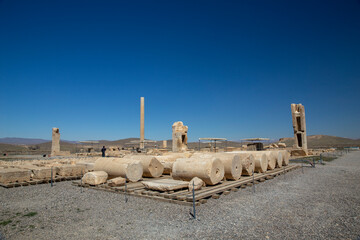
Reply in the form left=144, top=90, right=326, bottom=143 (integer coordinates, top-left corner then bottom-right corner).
left=162, top=140, right=167, bottom=149
left=51, top=128, right=60, bottom=155
left=140, top=97, right=145, bottom=149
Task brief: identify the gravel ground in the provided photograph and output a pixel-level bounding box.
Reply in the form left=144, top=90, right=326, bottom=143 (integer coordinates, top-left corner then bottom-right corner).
left=1, top=151, right=360, bottom=240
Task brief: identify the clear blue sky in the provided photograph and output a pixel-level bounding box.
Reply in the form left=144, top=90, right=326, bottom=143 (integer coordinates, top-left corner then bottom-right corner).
left=0, top=0, right=359, bottom=141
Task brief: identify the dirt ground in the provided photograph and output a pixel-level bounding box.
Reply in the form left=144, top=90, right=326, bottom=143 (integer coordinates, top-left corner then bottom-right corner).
left=1, top=152, right=360, bottom=240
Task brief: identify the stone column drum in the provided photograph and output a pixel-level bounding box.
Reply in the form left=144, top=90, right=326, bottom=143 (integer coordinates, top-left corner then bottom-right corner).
left=94, top=158, right=143, bottom=182
left=172, top=156, right=224, bottom=185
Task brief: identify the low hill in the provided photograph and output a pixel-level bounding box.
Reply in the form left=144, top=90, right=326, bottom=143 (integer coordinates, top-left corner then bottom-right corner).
left=0, top=143, right=28, bottom=153
left=0, top=137, right=49, bottom=145
left=28, top=141, right=79, bottom=153
left=279, top=135, right=360, bottom=148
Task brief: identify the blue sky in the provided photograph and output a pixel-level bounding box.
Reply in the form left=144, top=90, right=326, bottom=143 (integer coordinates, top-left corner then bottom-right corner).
left=0, top=0, right=359, bottom=141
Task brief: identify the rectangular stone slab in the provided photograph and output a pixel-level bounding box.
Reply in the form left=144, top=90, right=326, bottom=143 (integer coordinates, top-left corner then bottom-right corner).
left=142, top=179, right=189, bottom=191
left=0, top=168, right=31, bottom=183
left=17, top=165, right=52, bottom=179
left=57, top=165, right=86, bottom=176
left=76, top=162, right=95, bottom=171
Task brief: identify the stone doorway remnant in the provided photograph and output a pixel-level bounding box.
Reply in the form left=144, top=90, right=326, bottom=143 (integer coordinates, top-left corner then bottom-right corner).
left=291, top=103, right=307, bottom=155
left=172, top=121, right=188, bottom=152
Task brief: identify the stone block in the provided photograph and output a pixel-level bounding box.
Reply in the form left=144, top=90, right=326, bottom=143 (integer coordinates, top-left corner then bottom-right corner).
left=82, top=171, right=108, bottom=185
left=57, top=165, right=86, bottom=176
left=76, top=162, right=95, bottom=172
left=107, top=177, right=126, bottom=187
left=142, top=179, right=189, bottom=191
left=0, top=168, right=31, bottom=183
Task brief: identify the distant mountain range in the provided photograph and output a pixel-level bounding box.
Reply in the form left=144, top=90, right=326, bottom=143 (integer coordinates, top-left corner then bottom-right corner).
left=0, top=137, right=77, bottom=145
left=0, top=135, right=359, bottom=154
left=279, top=135, right=360, bottom=148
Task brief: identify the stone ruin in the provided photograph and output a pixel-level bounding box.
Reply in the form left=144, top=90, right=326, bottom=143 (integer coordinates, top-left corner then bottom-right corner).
left=291, top=103, right=307, bottom=156
left=172, top=121, right=188, bottom=152
left=51, top=127, right=60, bottom=156
left=51, top=127, right=70, bottom=156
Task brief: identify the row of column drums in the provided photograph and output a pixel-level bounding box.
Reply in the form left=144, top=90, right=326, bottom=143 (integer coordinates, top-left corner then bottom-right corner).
left=93, top=150, right=290, bottom=186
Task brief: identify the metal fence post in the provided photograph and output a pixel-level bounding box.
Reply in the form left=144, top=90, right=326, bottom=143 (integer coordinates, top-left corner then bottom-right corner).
left=125, top=177, right=128, bottom=203
left=51, top=167, right=53, bottom=187
left=252, top=169, right=255, bottom=193
left=301, top=163, right=304, bottom=174
left=283, top=166, right=286, bottom=179
left=192, top=181, right=196, bottom=219
left=81, top=170, right=83, bottom=193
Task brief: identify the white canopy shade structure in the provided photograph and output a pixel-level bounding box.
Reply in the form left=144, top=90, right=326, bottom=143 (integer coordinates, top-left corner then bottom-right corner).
left=198, top=138, right=228, bottom=152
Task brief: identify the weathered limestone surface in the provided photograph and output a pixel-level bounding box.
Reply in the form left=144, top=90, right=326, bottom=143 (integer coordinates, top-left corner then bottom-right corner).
left=94, top=158, right=143, bottom=182
left=275, top=151, right=283, bottom=168
left=278, top=143, right=286, bottom=148
left=291, top=149, right=307, bottom=157
left=107, top=177, right=126, bottom=187
left=82, top=171, right=108, bottom=185
left=129, top=155, right=164, bottom=178
left=281, top=150, right=290, bottom=166
left=142, top=179, right=189, bottom=191
left=227, top=152, right=255, bottom=176
left=76, top=162, right=95, bottom=172
left=57, top=165, right=86, bottom=177
left=172, top=121, right=188, bottom=152
left=156, top=153, right=192, bottom=174
left=0, top=168, right=31, bottom=183
left=264, top=151, right=277, bottom=170
left=172, top=156, right=224, bottom=185
left=17, top=165, right=52, bottom=179
left=291, top=103, right=308, bottom=154
left=51, top=128, right=60, bottom=155
left=192, top=153, right=242, bottom=180
left=250, top=152, right=268, bottom=173
left=189, top=177, right=204, bottom=191
left=162, top=140, right=167, bottom=149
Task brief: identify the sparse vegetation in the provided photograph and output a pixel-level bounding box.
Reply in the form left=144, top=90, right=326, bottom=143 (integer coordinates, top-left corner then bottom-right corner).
left=0, top=220, right=12, bottom=226
left=23, top=212, right=38, bottom=217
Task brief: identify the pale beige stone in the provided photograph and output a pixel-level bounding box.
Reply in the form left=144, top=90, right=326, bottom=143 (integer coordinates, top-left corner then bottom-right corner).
left=142, top=179, right=189, bottom=191
left=17, top=165, right=52, bottom=179
left=82, top=171, right=108, bottom=185
left=172, top=121, right=188, bottom=152
left=94, top=157, right=143, bottom=182
left=192, top=153, right=242, bottom=180
left=0, top=168, right=31, bottom=183
left=107, top=177, right=126, bottom=187
left=172, top=156, right=224, bottom=185
left=226, top=152, right=255, bottom=176
left=51, top=128, right=60, bottom=155
left=291, top=103, right=307, bottom=154
left=281, top=150, right=290, bottom=165
left=251, top=152, right=268, bottom=173
left=162, top=140, right=167, bottom=148
left=278, top=143, right=286, bottom=148
left=189, top=177, right=204, bottom=191
left=264, top=151, right=277, bottom=170
left=76, top=162, right=95, bottom=172
left=57, top=165, right=86, bottom=176
left=291, top=149, right=307, bottom=157
left=275, top=151, right=283, bottom=168
left=128, top=155, right=164, bottom=178
left=156, top=153, right=192, bottom=174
